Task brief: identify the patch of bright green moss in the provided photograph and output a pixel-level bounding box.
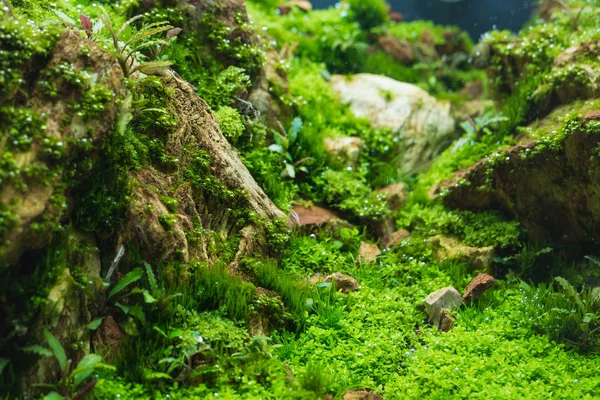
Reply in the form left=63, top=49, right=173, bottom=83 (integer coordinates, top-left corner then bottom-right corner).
left=398, top=203, right=522, bottom=249
left=215, top=106, right=245, bottom=145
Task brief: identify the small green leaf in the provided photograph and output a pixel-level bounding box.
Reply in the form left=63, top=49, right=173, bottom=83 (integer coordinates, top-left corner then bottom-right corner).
left=87, top=318, right=104, bottom=330
left=53, top=10, right=76, bottom=26
left=168, top=329, right=183, bottom=339
left=22, top=345, right=53, bottom=357
left=143, top=261, right=158, bottom=294
left=143, top=368, right=173, bottom=381
left=43, top=392, right=66, bottom=400
left=0, top=358, right=9, bottom=376
left=44, top=330, right=67, bottom=373
left=107, top=268, right=143, bottom=300
left=268, top=144, right=283, bottom=153
left=115, top=302, right=130, bottom=315
left=288, top=117, right=303, bottom=144
left=134, top=61, right=173, bottom=76
left=283, top=163, right=296, bottom=179
left=142, top=290, right=157, bottom=304
left=72, top=354, right=101, bottom=385
left=128, top=305, right=146, bottom=325
left=153, top=325, right=168, bottom=338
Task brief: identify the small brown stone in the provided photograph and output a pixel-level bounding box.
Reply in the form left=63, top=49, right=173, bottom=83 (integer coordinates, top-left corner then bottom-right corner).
left=94, top=315, right=123, bottom=359
left=325, top=272, right=360, bottom=294
left=377, top=182, right=408, bottom=212
left=463, top=273, right=496, bottom=305
left=438, top=309, right=455, bottom=332
left=420, top=31, right=436, bottom=48
left=389, top=11, right=404, bottom=23
left=583, top=109, right=600, bottom=123
left=358, top=241, right=381, bottom=264
left=343, top=389, right=383, bottom=400
left=377, top=34, right=414, bottom=64
left=291, top=204, right=350, bottom=229
left=277, top=3, right=293, bottom=15
left=382, top=229, right=411, bottom=249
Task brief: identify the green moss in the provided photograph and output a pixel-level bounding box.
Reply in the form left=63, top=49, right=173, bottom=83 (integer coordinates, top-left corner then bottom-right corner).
left=398, top=203, right=522, bottom=249
left=215, top=106, right=245, bottom=145
left=0, top=10, right=60, bottom=99
left=158, top=213, right=177, bottom=232
left=315, top=169, right=389, bottom=221
left=347, top=0, right=389, bottom=30
left=282, top=232, right=355, bottom=276
left=0, top=202, right=17, bottom=244
left=242, top=257, right=309, bottom=328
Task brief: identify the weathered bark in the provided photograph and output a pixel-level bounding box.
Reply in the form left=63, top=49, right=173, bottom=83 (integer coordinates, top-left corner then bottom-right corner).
left=124, top=72, right=286, bottom=269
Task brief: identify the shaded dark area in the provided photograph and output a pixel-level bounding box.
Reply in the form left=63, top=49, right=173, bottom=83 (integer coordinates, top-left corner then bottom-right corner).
left=313, top=0, right=538, bottom=39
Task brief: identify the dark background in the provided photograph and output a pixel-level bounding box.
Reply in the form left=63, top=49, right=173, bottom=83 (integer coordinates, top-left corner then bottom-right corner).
left=312, top=0, right=538, bottom=40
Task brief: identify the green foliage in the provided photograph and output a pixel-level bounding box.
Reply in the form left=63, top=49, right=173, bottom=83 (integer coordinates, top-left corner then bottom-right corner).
left=399, top=203, right=521, bottom=248
left=96, top=6, right=174, bottom=77
left=519, top=278, right=600, bottom=348
left=38, top=330, right=102, bottom=400
left=282, top=230, right=357, bottom=276
left=215, top=106, right=245, bottom=145
left=196, top=66, right=251, bottom=110
left=347, top=0, right=389, bottom=30
left=314, top=169, right=389, bottom=221
left=242, top=258, right=309, bottom=327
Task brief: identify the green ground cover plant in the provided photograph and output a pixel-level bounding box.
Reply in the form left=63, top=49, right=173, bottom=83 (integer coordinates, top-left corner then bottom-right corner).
left=2, top=0, right=600, bottom=399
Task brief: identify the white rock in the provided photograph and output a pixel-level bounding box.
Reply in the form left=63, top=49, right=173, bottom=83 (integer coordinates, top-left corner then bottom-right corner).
left=331, top=73, right=455, bottom=174
left=424, top=286, right=463, bottom=327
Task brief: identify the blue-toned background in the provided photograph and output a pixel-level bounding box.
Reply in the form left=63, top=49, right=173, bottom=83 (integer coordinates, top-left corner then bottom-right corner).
left=312, top=0, right=538, bottom=39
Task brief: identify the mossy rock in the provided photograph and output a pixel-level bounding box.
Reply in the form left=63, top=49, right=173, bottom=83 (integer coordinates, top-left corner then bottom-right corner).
left=0, top=29, right=124, bottom=267
left=434, top=103, right=600, bottom=250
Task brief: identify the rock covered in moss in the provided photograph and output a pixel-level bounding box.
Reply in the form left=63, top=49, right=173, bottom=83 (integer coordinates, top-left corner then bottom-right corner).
left=424, top=286, right=463, bottom=328
left=331, top=73, right=455, bottom=174
left=429, top=234, right=494, bottom=270
left=324, top=136, right=364, bottom=167
left=0, top=29, right=124, bottom=267
left=376, top=33, right=414, bottom=64
left=124, top=72, right=287, bottom=267
left=434, top=109, right=600, bottom=249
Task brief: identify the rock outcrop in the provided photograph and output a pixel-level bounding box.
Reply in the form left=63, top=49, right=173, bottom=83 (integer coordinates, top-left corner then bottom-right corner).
left=331, top=73, right=456, bottom=174
left=433, top=110, right=600, bottom=249
left=429, top=235, right=495, bottom=270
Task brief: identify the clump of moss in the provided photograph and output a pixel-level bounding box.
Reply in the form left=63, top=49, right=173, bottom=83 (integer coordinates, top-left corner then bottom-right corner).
left=398, top=203, right=521, bottom=249
left=314, top=169, right=389, bottom=221
left=215, top=106, right=245, bottom=145
left=347, top=0, right=389, bottom=30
